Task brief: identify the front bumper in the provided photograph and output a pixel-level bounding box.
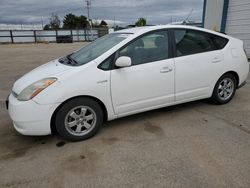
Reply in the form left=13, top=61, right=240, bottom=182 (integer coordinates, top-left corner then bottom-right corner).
left=8, top=93, right=59, bottom=135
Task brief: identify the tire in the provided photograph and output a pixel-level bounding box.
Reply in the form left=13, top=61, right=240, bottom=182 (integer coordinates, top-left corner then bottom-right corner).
left=55, top=98, right=103, bottom=141
left=211, top=73, right=237, bottom=104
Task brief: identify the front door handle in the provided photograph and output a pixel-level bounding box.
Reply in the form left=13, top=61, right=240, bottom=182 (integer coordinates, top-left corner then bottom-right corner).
left=160, top=67, right=173, bottom=73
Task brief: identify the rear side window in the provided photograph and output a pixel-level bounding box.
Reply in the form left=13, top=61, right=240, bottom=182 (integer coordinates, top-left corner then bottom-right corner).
left=174, top=29, right=228, bottom=57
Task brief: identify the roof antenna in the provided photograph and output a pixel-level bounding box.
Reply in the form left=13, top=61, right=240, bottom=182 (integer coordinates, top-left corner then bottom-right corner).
left=184, top=8, right=193, bottom=23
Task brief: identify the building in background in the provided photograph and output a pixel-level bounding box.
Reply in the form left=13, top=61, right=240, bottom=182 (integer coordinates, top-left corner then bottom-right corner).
left=203, top=0, right=250, bottom=58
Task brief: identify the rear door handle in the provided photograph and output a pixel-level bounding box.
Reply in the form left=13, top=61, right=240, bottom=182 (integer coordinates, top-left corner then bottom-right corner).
left=160, top=67, right=173, bottom=73
left=212, top=57, right=222, bottom=63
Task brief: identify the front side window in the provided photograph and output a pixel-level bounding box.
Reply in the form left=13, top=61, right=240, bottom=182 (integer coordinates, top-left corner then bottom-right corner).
left=98, top=55, right=114, bottom=70
left=119, top=30, right=169, bottom=66
left=175, top=29, right=217, bottom=57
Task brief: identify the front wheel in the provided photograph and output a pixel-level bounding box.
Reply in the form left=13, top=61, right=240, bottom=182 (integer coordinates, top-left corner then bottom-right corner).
left=211, top=74, right=237, bottom=104
left=55, top=98, right=103, bottom=141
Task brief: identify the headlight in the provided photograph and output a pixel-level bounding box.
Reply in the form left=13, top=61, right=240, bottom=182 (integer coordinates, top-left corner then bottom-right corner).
left=17, top=78, right=57, bottom=101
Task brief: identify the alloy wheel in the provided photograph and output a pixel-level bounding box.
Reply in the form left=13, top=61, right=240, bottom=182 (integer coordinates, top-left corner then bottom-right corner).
left=217, top=78, right=234, bottom=101
left=64, top=105, right=97, bottom=136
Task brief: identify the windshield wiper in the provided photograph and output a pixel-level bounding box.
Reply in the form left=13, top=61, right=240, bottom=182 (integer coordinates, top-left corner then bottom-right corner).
left=66, top=54, right=78, bottom=65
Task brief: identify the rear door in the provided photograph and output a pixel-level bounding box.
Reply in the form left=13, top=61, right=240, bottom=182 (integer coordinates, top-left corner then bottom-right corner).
left=173, top=29, right=226, bottom=102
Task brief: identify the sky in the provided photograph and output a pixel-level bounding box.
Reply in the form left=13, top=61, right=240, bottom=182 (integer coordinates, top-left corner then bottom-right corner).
left=0, top=0, right=204, bottom=27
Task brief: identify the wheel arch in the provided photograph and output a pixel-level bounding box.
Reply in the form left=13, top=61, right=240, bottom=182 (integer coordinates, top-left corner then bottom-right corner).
left=211, top=70, right=239, bottom=104
left=221, top=71, right=239, bottom=88
left=50, top=95, right=108, bottom=134
left=211, top=70, right=239, bottom=98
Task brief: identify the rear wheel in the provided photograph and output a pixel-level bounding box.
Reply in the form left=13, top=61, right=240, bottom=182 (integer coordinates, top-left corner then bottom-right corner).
left=55, top=98, right=103, bottom=141
left=211, top=73, right=237, bottom=104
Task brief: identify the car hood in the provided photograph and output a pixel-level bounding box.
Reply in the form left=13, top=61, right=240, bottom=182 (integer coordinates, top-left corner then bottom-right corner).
left=12, top=59, right=73, bottom=94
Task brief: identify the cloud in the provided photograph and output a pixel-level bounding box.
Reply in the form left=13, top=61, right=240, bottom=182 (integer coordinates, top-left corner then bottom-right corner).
left=0, top=0, right=203, bottom=26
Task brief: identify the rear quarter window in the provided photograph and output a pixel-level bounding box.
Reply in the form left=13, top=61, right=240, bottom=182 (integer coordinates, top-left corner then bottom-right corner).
left=210, top=34, right=229, bottom=50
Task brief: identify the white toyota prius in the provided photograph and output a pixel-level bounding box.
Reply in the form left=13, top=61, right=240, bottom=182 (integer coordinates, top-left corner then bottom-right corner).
left=7, top=25, right=249, bottom=141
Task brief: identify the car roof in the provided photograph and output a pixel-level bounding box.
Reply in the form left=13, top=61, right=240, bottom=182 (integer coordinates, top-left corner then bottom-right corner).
left=115, top=25, right=229, bottom=39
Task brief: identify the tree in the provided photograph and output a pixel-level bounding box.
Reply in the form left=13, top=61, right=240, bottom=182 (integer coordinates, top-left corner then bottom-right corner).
left=49, top=13, right=60, bottom=29
left=99, top=20, right=108, bottom=27
left=43, top=24, right=51, bottom=30
left=76, top=15, right=88, bottom=28
left=63, top=13, right=88, bottom=29
left=62, top=13, right=76, bottom=29
left=135, top=18, right=147, bottom=27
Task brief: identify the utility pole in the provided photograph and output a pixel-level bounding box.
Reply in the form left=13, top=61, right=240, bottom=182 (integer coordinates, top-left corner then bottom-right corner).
left=41, top=16, right=44, bottom=29
left=85, top=0, right=93, bottom=40
left=86, top=0, right=91, bottom=21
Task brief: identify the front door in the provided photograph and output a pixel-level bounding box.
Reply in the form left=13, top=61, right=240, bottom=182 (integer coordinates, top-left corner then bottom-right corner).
left=111, top=30, right=175, bottom=116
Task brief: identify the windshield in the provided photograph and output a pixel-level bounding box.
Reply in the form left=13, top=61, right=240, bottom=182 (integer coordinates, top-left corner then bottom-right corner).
left=61, top=33, right=131, bottom=66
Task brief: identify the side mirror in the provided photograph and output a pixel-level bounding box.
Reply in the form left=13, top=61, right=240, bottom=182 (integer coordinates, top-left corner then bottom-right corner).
left=115, top=56, right=132, bottom=68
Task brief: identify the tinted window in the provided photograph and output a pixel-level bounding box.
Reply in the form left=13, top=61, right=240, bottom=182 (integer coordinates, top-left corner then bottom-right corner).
left=119, top=30, right=169, bottom=65
left=175, top=29, right=217, bottom=57
left=210, top=35, right=228, bottom=50
left=98, top=55, right=113, bottom=70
